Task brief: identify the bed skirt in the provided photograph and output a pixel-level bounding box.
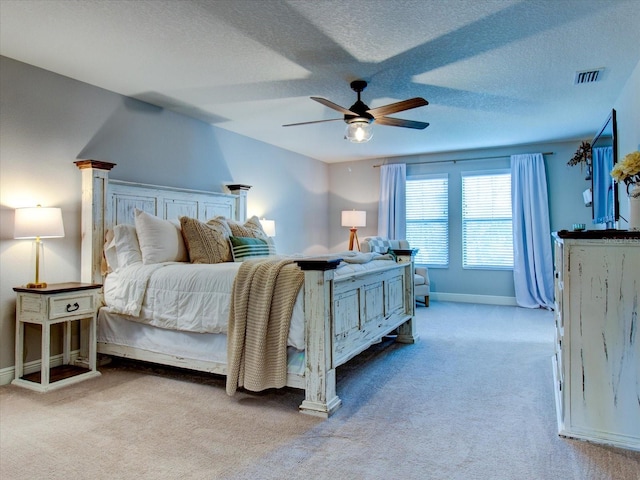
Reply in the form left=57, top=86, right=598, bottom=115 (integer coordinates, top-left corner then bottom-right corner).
left=97, top=309, right=306, bottom=376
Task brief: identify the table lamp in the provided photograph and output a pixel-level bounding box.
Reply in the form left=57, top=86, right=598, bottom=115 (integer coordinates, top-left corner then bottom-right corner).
left=260, top=218, right=276, bottom=237
left=14, top=205, right=65, bottom=288
left=341, top=210, right=366, bottom=251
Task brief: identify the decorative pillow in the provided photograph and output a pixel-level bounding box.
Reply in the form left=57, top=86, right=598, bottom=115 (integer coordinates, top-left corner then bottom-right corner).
left=100, top=230, right=118, bottom=275
left=265, top=236, right=277, bottom=255
left=207, top=216, right=233, bottom=235
left=114, top=224, right=143, bottom=267
left=367, top=237, right=391, bottom=254
left=180, top=216, right=232, bottom=264
left=229, top=236, right=273, bottom=262
left=103, top=229, right=117, bottom=274
left=226, top=215, right=267, bottom=239
left=103, top=224, right=143, bottom=272
left=134, top=209, right=188, bottom=264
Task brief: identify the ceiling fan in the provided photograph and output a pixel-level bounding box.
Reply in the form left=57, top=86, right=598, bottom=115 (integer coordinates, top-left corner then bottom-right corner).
left=283, top=80, right=429, bottom=143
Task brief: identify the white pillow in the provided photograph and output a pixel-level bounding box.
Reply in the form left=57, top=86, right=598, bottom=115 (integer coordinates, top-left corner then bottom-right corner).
left=134, top=209, right=188, bottom=264
left=103, top=224, right=143, bottom=272
left=103, top=229, right=118, bottom=273
left=114, top=224, right=143, bottom=267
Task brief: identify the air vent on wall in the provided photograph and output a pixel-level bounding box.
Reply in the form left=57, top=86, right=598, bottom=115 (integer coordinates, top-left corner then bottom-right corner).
left=574, top=68, right=604, bottom=85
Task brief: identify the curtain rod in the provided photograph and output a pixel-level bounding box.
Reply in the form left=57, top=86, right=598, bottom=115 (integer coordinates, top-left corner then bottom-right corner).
left=373, top=152, right=555, bottom=168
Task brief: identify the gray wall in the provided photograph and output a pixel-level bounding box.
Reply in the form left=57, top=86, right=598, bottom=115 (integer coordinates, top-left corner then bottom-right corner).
left=0, top=57, right=328, bottom=371
left=328, top=141, right=593, bottom=300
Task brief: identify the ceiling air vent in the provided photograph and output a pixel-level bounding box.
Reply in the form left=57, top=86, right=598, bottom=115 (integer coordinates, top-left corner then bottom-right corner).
left=574, top=68, right=604, bottom=85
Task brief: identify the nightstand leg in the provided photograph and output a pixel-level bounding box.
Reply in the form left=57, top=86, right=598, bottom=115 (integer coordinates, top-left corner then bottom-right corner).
left=15, top=321, right=24, bottom=380
left=88, top=317, right=97, bottom=372
left=63, top=320, right=71, bottom=365
left=41, top=323, right=51, bottom=389
left=78, top=318, right=89, bottom=364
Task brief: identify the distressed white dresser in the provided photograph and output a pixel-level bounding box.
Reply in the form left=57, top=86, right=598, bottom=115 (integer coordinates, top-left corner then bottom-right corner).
left=552, top=231, right=639, bottom=451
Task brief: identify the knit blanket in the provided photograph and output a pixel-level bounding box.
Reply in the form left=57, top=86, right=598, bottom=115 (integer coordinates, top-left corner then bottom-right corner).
left=226, top=257, right=304, bottom=395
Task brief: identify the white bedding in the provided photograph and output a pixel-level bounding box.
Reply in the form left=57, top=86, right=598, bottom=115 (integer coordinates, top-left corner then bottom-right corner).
left=103, top=261, right=306, bottom=349
left=97, top=309, right=306, bottom=375
left=102, top=253, right=395, bottom=352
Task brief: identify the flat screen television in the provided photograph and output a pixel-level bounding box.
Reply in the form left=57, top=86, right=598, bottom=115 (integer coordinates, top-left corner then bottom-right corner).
left=591, top=109, right=618, bottom=227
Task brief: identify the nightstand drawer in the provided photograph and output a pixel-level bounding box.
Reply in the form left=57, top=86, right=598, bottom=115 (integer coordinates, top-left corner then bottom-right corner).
left=49, top=292, right=97, bottom=320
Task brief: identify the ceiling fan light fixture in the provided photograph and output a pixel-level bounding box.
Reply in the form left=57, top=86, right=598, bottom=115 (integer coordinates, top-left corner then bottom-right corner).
left=345, top=120, right=373, bottom=143
left=284, top=79, right=428, bottom=139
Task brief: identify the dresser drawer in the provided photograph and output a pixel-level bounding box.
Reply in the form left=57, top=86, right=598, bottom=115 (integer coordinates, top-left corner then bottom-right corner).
left=49, top=292, right=97, bottom=320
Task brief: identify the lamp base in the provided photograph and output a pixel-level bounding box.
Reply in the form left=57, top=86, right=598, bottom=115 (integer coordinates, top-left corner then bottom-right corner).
left=348, top=228, right=361, bottom=251
left=25, top=282, right=47, bottom=288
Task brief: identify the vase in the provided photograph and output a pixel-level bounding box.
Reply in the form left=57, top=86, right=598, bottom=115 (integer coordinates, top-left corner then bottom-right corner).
left=629, top=184, right=640, bottom=231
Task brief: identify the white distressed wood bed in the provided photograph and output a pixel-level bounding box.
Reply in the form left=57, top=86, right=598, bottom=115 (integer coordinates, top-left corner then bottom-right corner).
left=75, top=160, right=416, bottom=417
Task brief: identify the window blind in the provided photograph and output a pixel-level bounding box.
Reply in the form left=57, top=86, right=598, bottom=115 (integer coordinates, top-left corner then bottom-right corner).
left=461, top=170, right=513, bottom=269
left=406, top=174, right=448, bottom=266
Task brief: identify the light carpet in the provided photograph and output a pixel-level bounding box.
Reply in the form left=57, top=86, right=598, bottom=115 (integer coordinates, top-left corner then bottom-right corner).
left=1, top=302, right=638, bottom=480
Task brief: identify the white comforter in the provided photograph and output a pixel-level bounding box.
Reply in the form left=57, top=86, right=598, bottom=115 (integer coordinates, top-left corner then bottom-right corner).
left=104, top=262, right=303, bottom=350
left=103, top=253, right=395, bottom=351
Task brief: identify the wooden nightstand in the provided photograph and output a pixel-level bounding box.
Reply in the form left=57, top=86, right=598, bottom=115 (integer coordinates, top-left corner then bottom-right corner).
left=13, top=282, right=102, bottom=392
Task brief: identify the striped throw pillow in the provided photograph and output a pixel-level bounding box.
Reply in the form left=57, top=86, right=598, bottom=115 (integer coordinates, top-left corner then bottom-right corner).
left=229, top=236, right=273, bottom=262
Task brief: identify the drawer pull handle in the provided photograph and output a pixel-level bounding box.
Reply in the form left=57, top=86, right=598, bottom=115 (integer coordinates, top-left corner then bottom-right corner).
left=66, top=302, right=80, bottom=313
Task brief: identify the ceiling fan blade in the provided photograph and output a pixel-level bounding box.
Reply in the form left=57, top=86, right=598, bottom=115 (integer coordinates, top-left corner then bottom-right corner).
left=311, top=97, right=356, bottom=116
left=375, top=116, right=430, bottom=130
left=367, top=98, right=428, bottom=118
left=282, top=118, right=343, bottom=127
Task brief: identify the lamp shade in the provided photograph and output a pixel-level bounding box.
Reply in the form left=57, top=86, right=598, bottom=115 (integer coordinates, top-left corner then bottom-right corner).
left=259, top=218, right=276, bottom=237
left=345, top=121, right=373, bottom=143
left=14, top=206, right=65, bottom=239
left=341, top=210, right=366, bottom=228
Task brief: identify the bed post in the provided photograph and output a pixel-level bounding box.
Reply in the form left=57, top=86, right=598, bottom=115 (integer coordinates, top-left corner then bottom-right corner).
left=392, top=249, right=418, bottom=344
left=295, top=258, right=343, bottom=418
left=225, top=184, right=251, bottom=222
left=74, top=160, right=116, bottom=284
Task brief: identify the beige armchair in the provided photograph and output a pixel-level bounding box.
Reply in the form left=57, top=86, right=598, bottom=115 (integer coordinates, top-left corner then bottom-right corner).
left=361, top=236, right=430, bottom=307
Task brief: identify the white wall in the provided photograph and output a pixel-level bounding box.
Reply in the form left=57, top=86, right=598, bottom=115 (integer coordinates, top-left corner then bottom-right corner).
left=0, top=57, right=328, bottom=370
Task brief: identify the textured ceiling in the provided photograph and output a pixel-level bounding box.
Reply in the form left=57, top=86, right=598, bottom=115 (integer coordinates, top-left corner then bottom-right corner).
left=1, top=0, right=639, bottom=163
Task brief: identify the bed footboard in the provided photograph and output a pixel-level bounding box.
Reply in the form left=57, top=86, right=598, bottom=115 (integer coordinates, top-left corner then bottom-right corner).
left=295, top=255, right=416, bottom=418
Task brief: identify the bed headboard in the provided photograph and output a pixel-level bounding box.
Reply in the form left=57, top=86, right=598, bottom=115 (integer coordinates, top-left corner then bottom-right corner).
left=106, top=180, right=241, bottom=229
left=75, top=160, right=250, bottom=284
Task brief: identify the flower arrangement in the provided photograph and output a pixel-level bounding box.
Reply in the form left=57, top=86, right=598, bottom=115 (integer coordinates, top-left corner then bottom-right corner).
left=611, top=151, right=640, bottom=197
left=568, top=141, right=592, bottom=167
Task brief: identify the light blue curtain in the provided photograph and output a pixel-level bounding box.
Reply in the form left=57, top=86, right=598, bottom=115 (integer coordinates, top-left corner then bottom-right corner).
left=592, top=146, right=614, bottom=225
left=378, top=164, right=406, bottom=239
left=510, top=153, right=554, bottom=309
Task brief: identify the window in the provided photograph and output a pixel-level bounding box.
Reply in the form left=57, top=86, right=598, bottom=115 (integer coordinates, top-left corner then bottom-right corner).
left=461, top=170, right=513, bottom=269
left=406, top=174, right=448, bottom=267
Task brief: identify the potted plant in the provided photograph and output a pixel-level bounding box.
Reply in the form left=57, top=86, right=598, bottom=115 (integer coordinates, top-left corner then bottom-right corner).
left=568, top=141, right=592, bottom=180
left=611, top=151, right=640, bottom=231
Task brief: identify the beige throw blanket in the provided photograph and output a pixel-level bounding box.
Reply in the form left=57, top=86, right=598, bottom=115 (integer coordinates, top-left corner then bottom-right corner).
left=226, top=258, right=304, bottom=395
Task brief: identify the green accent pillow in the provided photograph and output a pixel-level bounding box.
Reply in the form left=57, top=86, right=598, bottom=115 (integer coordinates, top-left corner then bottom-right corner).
left=229, top=236, right=273, bottom=262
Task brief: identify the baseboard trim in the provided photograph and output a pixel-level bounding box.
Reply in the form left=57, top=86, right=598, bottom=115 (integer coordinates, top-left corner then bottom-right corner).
left=0, top=350, right=80, bottom=386
left=430, top=292, right=518, bottom=306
